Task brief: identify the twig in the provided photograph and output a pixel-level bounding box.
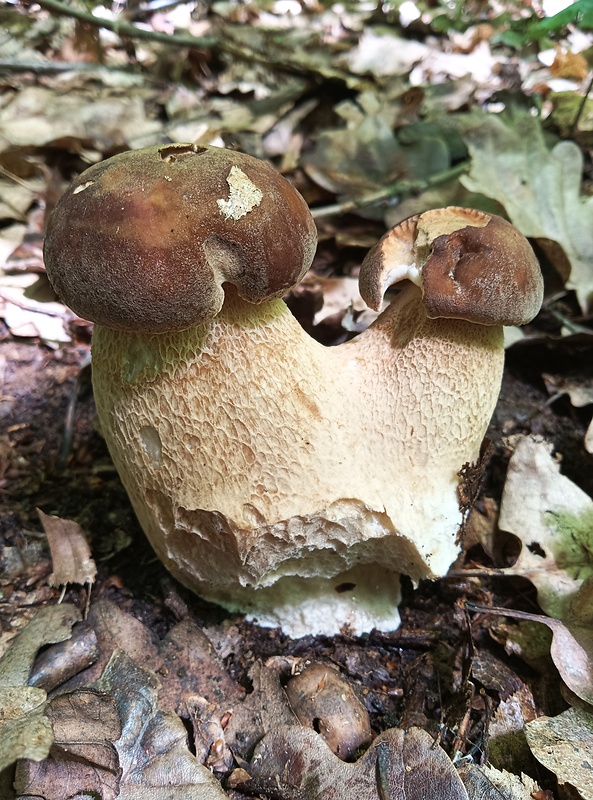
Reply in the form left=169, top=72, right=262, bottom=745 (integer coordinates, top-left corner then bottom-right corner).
left=33, top=0, right=218, bottom=49
left=0, top=58, right=151, bottom=78
left=570, top=71, right=593, bottom=137
left=0, top=165, right=41, bottom=192
left=310, top=162, right=469, bottom=219
left=58, top=351, right=91, bottom=470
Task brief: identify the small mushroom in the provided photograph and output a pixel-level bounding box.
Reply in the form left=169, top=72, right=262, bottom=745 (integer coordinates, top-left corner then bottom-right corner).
left=43, top=146, right=543, bottom=637
left=284, top=662, right=372, bottom=759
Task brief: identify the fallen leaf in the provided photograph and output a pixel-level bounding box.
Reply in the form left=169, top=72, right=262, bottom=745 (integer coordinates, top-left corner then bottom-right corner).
left=498, top=436, right=593, bottom=618
left=225, top=657, right=298, bottom=760
left=238, top=725, right=469, bottom=800
left=344, top=29, right=429, bottom=78
left=0, top=710, right=53, bottom=773
left=0, top=605, right=80, bottom=772
left=458, top=762, right=541, bottom=800
left=0, top=86, right=162, bottom=151
left=549, top=48, right=588, bottom=80
left=0, top=605, right=81, bottom=689
left=61, top=599, right=160, bottom=688
left=526, top=707, right=593, bottom=800
left=97, top=650, right=227, bottom=799
left=542, top=373, right=593, bottom=408
left=302, top=100, right=451, bottom=205
left=461, top=112, right=593, bottom=311
left=157, top=617, right=244, bottom=714
left=38, top=510, right=97, bottom=589
left=468, top=604, right=593, bottom=706
left=14, top=689, right=121, bottom=800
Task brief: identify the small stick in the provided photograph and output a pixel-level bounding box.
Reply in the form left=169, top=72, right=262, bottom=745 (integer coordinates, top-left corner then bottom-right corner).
left=311, top=163, right=469, bottom=219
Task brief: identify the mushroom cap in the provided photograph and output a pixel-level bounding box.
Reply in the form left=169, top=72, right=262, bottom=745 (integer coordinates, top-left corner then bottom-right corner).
left=359, top=207, right=543, bottom=326
left=43, top=143, right=317, bottom=332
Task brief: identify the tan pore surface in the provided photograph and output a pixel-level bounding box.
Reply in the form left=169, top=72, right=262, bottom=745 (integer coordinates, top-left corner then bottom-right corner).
left=91, top=283, right=504, bottom=636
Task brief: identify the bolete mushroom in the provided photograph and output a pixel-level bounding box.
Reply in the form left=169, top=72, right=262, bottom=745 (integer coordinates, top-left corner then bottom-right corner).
left=43, top=144, right=543, bottom=637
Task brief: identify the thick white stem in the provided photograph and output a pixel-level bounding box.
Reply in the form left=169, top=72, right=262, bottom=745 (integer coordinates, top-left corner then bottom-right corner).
left=91, top=283, right=503, bottom=636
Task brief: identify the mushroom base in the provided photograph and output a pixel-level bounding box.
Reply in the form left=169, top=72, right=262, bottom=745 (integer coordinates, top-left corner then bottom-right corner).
left=217, top=565, right=402, bottom=638
left=127, top=493, right=414, bottom=636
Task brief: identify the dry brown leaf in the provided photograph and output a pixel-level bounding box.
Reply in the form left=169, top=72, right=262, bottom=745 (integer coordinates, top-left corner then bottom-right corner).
left=549, top=49, right=588, bottom=81
left=58, top=599, right=159, bottom=690
left=469, top=604, right=593, bottom=707
left=38, top=510, right=97, bottom=589
left=97, top=650, right=227, bottom=800
left=458, top=762, right=541, bottom=800
left=157, top=617, right=244, bottom=715
left=14, top=689, right=121, bottom=800
left=237, top=724, right=469, bottom=800
left=225, top=657, right=298, bottom=760
left=526, top=707, right=593, bottom=800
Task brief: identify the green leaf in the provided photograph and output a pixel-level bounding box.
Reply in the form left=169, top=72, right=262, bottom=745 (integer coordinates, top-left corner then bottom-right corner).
left=460, top=112, right=593, bottom=311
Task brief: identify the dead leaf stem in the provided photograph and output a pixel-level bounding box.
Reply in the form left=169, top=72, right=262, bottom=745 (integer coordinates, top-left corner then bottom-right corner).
left=311, top=162, right=469, bottom=219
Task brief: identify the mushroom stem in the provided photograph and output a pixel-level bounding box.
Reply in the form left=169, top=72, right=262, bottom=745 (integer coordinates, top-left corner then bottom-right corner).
left=90, top=282, right=503, bottom=635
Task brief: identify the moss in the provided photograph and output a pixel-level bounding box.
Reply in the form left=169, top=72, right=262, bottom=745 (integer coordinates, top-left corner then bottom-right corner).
left=544, top=506, right=593, bottom=576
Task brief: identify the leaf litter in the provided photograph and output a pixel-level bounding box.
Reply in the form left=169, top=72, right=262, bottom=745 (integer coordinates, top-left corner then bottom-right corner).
left=1, top=0, right=593, bottom=797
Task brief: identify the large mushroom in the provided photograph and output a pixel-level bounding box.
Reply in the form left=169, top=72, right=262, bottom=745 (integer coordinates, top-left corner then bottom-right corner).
left=43, top=144, right=543, bottom=637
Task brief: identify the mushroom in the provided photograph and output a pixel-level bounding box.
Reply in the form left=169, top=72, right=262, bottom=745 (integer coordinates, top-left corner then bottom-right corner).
left=43, top=145, right=543, bottom=637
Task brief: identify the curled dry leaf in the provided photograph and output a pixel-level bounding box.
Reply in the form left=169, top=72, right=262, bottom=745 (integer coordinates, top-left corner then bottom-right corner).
left=526, top=707, right=593, bottom=800
left=0, top=604, right=81, bottom=689
left=542, top=373, right=593, bottom=410
left=38, top=510, right=97, bottom=589
left=498, top=436, right=593, bottom=619
left=60, top=599, right=160, bottom=689
left=29, top=623, right=99, bottom=693
left=468, top=604, right=593, bottom=707
left=96, top=650, right=227, bottom=800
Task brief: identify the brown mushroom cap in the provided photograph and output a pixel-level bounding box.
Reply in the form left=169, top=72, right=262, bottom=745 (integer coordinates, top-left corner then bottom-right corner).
left=43, top=143, right=317, bottom=332
left=359, top=207, right=543, bottom=326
